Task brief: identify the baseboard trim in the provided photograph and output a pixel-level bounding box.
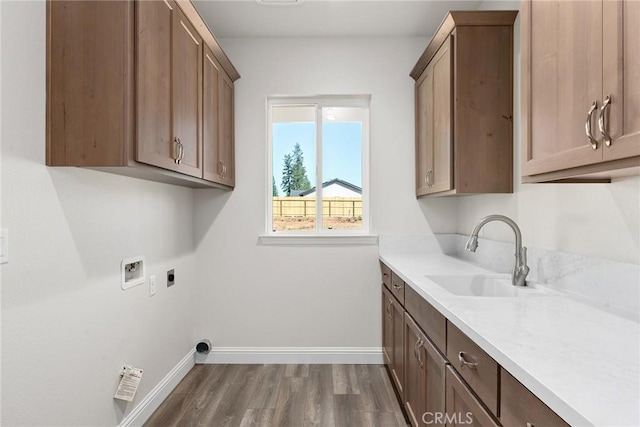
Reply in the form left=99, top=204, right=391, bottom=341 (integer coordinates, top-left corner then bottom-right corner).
left=195, top=347, right=384, bottom=364
left=119, top=349, right=195, bottom=427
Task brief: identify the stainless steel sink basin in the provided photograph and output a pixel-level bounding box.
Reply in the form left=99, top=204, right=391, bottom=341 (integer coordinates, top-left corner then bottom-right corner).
left=425, top=275, right=546, bottom=297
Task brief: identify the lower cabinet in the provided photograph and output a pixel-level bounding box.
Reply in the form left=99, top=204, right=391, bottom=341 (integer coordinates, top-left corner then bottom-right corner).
left=379, top=261, right=570, bottom=427
left=445, top=367, right=500, bottom=427
left=404, top=313, right=447, bottom=427
left=500, top=369, right=569, bottom=427
left=382, top=285, right=405, bottom=396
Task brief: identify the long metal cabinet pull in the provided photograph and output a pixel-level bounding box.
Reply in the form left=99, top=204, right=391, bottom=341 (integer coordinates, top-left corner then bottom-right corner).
left=599, top=95, right=612, bottom=146
left=174, top=137, right=184, bottom=164
left=585, top=101, right=599, bottom=150
left=416, top=339, right=424, bottom=368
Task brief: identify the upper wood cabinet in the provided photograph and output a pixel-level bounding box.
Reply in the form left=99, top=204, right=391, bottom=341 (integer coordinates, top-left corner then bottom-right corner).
left=47, top=0, right=240, bottom=189
left=203, top=44, right=235, bottom=187
left=522, top=0, right=640, bottom=182
left=411, top=11, right=517, bottom=197
left=218, top=72, right=236, bottom=187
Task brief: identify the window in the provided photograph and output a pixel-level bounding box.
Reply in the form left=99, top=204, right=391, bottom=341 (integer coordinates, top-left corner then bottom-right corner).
left=267, top=95, right=370, bottom=236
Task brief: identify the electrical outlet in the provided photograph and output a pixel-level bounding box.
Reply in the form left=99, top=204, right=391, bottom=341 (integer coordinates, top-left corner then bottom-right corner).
left=167, top=269, right=175, bottom=287
left=149, top=275, right=157, bottom=296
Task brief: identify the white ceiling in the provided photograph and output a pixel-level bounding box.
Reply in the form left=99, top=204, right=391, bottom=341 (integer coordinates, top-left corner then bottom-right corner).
left=193, top=0, right=484, bottom=38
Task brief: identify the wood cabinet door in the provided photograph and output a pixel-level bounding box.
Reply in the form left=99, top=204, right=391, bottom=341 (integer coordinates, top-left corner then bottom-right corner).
left=404, top=314, right=447, bottom=427
left=203, top=45, right=221, bottom=182
left=404, top=314, right=425, bottom=426
left=391, top=296, right=405, bottom=397
left=47, top=0, right=131, bottom=167
left=429, top=36, right=453, bottom=194
left=136, top=0, right=175, bottom=171
left=416, top=37, right=452, bottom=196
left=415, top=65, right=433, bottom=196
left=602, top=0, right=640, bottom=162
left=422, top=333, right=446, bottom=427
left=171, top=7, right=203, bottom=178
left=218, top=72, right=236, bottom=187
left=382, top=288, right=393, bottom=367
left=522, top=0, right=604, bottom=176
left=500, top=369, right=569, bottom=427
left=445, top=367, right=499, bottom=427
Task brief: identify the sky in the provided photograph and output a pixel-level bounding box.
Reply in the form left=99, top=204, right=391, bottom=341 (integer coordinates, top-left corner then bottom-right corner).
left=272, top=121, right=363, bottom=196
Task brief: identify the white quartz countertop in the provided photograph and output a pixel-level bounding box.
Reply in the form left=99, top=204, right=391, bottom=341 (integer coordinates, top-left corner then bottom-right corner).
left=379, top=252, right=640, bottom=427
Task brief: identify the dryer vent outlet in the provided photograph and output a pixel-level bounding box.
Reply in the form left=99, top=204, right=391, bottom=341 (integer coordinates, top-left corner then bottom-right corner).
left=196, top=340, right=212, bottom=354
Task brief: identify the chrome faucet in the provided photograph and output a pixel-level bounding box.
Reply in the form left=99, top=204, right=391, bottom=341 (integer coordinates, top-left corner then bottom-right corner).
left=465, top=215, right=530, bottom=287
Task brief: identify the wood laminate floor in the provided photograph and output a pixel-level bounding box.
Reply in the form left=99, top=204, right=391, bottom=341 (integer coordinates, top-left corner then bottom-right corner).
left=144, top=364, right=409, bottom=427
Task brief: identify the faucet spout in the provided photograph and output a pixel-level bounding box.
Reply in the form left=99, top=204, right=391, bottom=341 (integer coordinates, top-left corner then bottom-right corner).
left=465, top=215, right=529, bottom=287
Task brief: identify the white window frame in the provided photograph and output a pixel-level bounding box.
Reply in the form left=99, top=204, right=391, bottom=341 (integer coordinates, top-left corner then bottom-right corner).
left=261, top=95, right=376, bottom=245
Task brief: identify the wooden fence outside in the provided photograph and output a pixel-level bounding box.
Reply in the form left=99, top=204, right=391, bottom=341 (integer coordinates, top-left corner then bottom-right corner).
left=273, top=197, right=362, bottom=218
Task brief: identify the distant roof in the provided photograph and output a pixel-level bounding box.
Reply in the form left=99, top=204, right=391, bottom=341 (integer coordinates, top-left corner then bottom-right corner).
left=299, top=178, right=362, bottom=196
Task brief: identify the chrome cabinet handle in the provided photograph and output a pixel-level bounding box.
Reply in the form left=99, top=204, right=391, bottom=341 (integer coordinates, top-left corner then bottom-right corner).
left=174, top=138, right=184, bottom=165
left=526, top=423, right=535, bottom=427
left=392, top=283, right=402, bottom=290
left=426, top=170, right=433, bottom=187
left=599, top=95, right=612, bottom=147
left=416, top=339, right=424, bottom=368
left=458, top=351, right=478, bottom=370
left=585, top=101, right=598, bottom=150
left=386, top=299, right=393, bottom=317
left=174, top=137, right=183, bottom=164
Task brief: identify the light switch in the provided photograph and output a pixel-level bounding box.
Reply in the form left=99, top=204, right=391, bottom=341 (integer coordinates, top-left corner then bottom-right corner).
left=0, top=229, right=8, bottom=264
left=149, top=275, right=157, bottom=296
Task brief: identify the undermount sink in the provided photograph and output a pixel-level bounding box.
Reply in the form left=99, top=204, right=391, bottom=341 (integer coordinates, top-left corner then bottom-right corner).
left=426, top=275, right=546, bottom=297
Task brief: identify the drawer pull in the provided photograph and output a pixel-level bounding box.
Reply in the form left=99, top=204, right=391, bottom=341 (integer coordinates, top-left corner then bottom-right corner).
left=392, top=283, right=402, bottom=290
left=386, top=299, right=393, bottom=317
left=526, top=423, right=534, bottom=427
left=458, top=351, right=478, bottom=370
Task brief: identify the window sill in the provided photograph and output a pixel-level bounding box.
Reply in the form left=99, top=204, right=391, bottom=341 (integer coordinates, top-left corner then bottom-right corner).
left=258, top=234, right=379, bottom=246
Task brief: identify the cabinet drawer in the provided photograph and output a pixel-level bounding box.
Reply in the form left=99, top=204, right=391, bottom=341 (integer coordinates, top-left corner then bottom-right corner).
left=405, top=285, right=446, bottom=354
left=390, top=271, right=406, bottom=305
left=446, top=322, right=498, bottom=417
left=501, top=369, right=569, bottom=427
left=446, top=366, right=499, bottom=427
left=381, top=262, right=392, bottom=290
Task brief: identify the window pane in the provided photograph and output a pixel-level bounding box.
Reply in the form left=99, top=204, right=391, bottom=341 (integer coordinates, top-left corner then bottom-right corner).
left=272, top=105, right=316, bottom=232
left=321, top=107, right=363, bottom=231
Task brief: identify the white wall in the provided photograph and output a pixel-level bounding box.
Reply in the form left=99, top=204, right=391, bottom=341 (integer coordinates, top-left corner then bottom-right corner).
left=1, top=2, right=199, bottom=425
left=460, top=0, right=640, bottom=265
left=193, top=37, right=457, bottom=350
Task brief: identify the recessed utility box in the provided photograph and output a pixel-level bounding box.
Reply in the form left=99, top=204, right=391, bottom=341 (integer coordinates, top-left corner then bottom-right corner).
left=122, top=256, right=145, bottom=290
